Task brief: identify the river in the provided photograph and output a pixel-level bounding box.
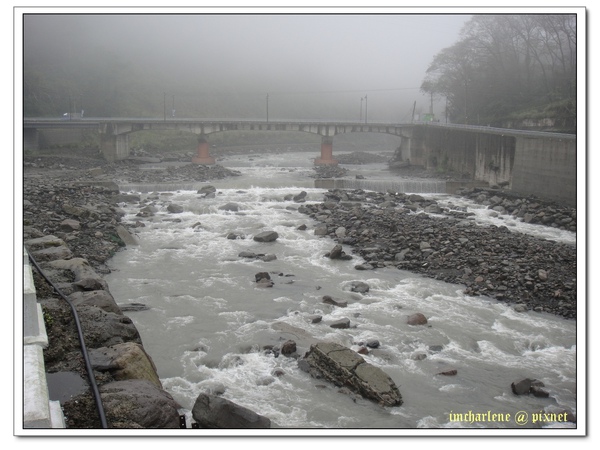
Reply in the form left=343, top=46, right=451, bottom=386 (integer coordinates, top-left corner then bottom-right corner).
left=104, top=149, right=577, bottom=434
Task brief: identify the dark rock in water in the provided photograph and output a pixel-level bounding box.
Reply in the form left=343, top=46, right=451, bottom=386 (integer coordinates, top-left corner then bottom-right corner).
left=329, top=318, right=351, bottom=329
left=531, top=386, right=550, bottom=397
left=219, top=202, right=240, bottom=212
left=328, top=244, right=344, bottom=259
left=255, top=272, right=271, bottom=282
left=511, top=378, right=532, bottom=395
left=192, top=393, right=271, bottom=428
left=253, top=231, right=279, bottom=242
left=437, top=369, right=458, bottom=376
left=407, top=313, right=428, bottom=326
left=322, top=295, right=348, bottom=308
left=308, top=315, right=322, bottom=324
left=255, top=271, right=274, bottom=287
left=280, top=340, right=297, bottom=356
left=366, top=339, right=380, bottom=349
left=198, top=185, right=216, bottom=195
left=298, top=342, right=402, bottom=406
left=511, top=378, right=548, bottom=396
left=239, top=251, right=260, bottom=258
left=118, top=302, right=150, bottom=312
left=293, top=191, right=308, bottom=202
left=349, top=281, right=370, bottom=294
left=167, top=203, right=184, bottom=213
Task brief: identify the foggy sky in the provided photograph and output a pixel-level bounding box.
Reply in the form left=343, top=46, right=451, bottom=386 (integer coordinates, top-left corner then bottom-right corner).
left=23, top=12, right=470, bottom=121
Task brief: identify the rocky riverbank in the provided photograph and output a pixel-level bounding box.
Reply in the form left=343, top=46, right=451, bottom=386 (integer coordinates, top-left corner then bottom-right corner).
left=298, top=188, right=576, bottom=319
left=22, top=151, right=577, bottom=429
left=23, top=155, right=244, bottom=428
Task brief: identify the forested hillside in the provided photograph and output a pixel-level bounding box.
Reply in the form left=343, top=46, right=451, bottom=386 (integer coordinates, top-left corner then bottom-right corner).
left=420, top=15, right=577, bottom=132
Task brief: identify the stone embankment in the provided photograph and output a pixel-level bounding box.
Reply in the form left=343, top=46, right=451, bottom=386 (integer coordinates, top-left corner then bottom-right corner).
left=23, top=158, right=243, bottom=428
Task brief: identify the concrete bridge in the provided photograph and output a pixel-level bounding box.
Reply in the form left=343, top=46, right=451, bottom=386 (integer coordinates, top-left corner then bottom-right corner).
left=23, top=118, right=577, bottom=206
left=23, top=118, right=414, bottom=165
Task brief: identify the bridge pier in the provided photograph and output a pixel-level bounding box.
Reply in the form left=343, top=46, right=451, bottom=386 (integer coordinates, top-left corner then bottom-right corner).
left=100, top=133, right=129, bottom=162
left=191, top=136, right=216, bottom=165
left=314, top=136, right=338, bottom=166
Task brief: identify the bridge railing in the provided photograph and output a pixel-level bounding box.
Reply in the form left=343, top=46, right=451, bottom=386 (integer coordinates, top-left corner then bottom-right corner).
left=23, top=117, right=576, bottom=139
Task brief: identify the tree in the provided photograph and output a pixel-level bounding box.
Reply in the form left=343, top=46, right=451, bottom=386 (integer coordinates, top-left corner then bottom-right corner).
left=421, top=14, right=576, bottom=129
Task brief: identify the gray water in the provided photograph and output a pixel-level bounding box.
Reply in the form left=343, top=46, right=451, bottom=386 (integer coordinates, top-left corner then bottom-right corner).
left=105, top=150, right=578, bottom=433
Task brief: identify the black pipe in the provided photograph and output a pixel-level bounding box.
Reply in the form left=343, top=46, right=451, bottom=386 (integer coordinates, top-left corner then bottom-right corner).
left=27, top=253, right=108, bottom=429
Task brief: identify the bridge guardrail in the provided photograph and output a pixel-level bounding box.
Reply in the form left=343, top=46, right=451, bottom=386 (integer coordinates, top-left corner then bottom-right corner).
left=23, top=118, right=576, bottom=139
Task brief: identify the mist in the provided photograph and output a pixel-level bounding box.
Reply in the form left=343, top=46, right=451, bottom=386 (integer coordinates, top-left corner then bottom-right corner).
left=23, top=12, right=470, bottom=121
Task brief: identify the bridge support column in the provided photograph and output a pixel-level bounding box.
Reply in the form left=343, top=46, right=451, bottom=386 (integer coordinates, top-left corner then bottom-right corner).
left=100, top=133, right=129, bottom=162
left=191, top=135, right=216, bottom=165
left=314, top=136, right=338, bottom=165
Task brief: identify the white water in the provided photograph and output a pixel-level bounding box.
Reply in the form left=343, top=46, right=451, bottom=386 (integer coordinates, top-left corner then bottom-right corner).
left=105, top=150, right=577, bottom=432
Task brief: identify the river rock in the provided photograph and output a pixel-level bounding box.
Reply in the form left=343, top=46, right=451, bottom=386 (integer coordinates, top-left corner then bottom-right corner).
left=48, top=257, right=102, bottom=282
left=329, top=318, right=351, bottom=329
left=198, top=185, right=217, bottom=195
left=67, top=289, right=122, bottom=315
left=322, top=295, right=348, bottom=308
left=511, top=378, right=549, bottom=397
left=60, top=218, right=81, bottom=231
left=219, top=202, right=240, bottom=212
left=293, top=191, right=307, bottom=202
left=25, top=235, right=67, bottom=252
left=280, top=340, right=297, bottom=356
left=30, top=245, right=73, bottom=262
left=350, top=281, right=370, bottom=294
left=314, top=226, right=328, bottom=236
left=89, top=342, right=163, bottom=388
left=407, top=313, right=428, bottom=325
left=298, top=342, right=402, bottom=407
left=167, top=203, right=184, bottom=213
left=253, top=231, right=279, bottom=242
left=192, top=393, right=271, bottom=428
left=255, top=271, right=274, bottom=287
left=328, top=244, right=344, bottom=259
left=97, top=379, right=181, bottom=428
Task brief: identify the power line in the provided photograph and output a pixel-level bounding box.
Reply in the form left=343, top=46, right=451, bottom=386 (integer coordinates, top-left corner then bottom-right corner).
left=267, top=87, right=422, bottom=96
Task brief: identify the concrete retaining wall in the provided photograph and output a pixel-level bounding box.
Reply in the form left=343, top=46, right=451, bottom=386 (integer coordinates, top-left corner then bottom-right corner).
left=407, top=125, right=576, bottom=206
left=511, top=136, right=577, bottom=207
left=23, top=247, right=66, bottom=429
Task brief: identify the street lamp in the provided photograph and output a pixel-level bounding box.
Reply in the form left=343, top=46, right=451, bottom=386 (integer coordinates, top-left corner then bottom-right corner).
left=364, top=94, right=368, bottom=124
left=163, top=92, right=166, bottom=121
left=266, top=93, right=269, bottom=123
left=172, top=95, right=175, bottom=118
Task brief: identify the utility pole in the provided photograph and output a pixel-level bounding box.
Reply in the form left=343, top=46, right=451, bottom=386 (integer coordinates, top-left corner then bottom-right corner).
left=411, top=100, right=416, bottom=123
left=360, top=97, right=363, bottom=122
left=364, top=94, right=368, bottom=124
left=266, top=93, right=269, bottom=123
left=163, top=92, right=166, bottom=122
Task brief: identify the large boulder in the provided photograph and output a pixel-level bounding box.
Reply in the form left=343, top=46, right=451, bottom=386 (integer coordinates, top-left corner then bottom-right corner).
left=407, top=313, right=428, bottom=325
left=298, top=342, right=402, bottom=407
left=68, top=289, right=122, bottom=315
left=89, top=342, right=163, bottom=388
left=192, top=393, right=271, bottom=428
left=253, top=231, right=279, bottom=242
left=99, top=379, right=181, bottom=428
